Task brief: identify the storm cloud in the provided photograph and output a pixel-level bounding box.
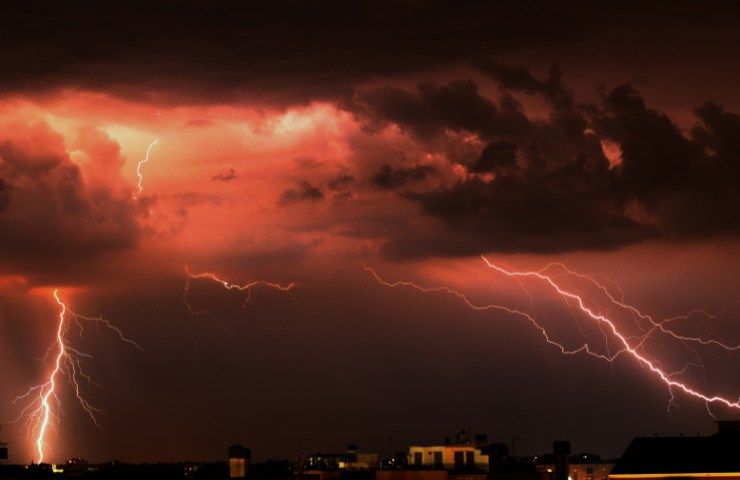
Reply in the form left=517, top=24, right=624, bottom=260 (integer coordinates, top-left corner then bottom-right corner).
left=352, top=65, right=740, bottom=258
left=0, top=121, right=142, bottom=281
left=279, top=181, right=325, bottom=205
left=0, top=1, right=737, bottom=106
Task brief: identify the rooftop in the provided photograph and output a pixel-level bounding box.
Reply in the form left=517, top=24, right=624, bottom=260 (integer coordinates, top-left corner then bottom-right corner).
left=611, top=422, right=740, bottom=475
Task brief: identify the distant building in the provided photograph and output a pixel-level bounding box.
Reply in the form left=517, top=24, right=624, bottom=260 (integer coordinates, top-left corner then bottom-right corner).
left=341, top=445, right=380, bottom=470
left=304, top=453, right=346, bottom=471
left=303, top=445, right=380, bottom=475
left=534, top=453, right=613, bottom=480
left=407, top=431, right=489, bottom=471
left=60, top=457, right=89, bottom=476
left=382, top=439, right=574, bottom=480
left=609, top=421, right=740, bottom=480
left=569, top=455, right=614, bottom=480
left=228, top=444, right=251, bottom=479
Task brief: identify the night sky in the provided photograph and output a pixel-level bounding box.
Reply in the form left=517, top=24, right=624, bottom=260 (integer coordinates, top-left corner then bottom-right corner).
left=1, top=0, right=740, bottom=465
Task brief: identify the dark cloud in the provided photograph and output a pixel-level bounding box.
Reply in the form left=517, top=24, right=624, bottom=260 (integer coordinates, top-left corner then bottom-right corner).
left=327, top=172, right=354, bottom=191
left=353, top=78, right=546, bottom=146
left=475, top=59, right=551, bottom=95
left=212, top=167, right=237, bottom=181
left=352, top=65, right=740, bottom=258
left=372, top=164, right=436, bottom=190
left=279, top=181, right=324, bottom=205
left=0, top=1, right=576, bottom=105
left=395, top=173, right=649, bottom=257
left=0, top=122, right=142, bottom=280
left=469, top=141, right=518, bottom=174
left=477, top=61, right=575, bottom=111
left=0, top=178, right=10, bottom=212
left=593, top=87, right=740, bottom=237
left=355, top=80, right=500, bottom=140
left=3, top=1, right=737, bottom=106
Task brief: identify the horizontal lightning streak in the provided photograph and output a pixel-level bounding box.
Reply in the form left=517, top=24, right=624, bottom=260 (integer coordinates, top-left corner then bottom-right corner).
left=362, top=265, right=616, bottom=361
left=184, top=266, right=294, bottom=294
left=365, top=257, right=740, bottom=412
left=181, top=266, right=296, bottom=360
left=182, top=265, right=294, bottom=318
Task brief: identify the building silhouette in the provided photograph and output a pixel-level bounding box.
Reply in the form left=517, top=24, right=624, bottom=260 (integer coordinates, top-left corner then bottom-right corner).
left=228, top=445, right=251, bottom=479
left=609, top=420, right=740, bottom=480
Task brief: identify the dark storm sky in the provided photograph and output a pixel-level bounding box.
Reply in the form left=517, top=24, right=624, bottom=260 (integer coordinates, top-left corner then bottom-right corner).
left=1, top=0, right=740, bottom=464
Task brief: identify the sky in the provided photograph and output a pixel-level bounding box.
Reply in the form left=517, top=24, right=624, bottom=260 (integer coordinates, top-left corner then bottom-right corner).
left=1, top=0, right=740, bottom=465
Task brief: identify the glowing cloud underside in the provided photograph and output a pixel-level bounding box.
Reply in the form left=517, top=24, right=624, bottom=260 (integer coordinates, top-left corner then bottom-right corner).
left=12, top=291, right=141, bottom=463
left=366, top=255, right=740, bottom=413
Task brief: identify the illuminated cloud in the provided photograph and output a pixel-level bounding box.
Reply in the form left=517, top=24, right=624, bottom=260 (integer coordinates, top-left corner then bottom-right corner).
left=212, top=168, right=237, bottom=182
left=0, top=120, right=142, bottom=282
left=279, top=181, right=325, bottom=205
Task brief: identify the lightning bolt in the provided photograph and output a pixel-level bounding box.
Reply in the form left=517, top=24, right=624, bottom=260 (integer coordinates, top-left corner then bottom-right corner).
left=12, top=290, right=141, bottom=463
left=365, top=255, right=740, bottom=413
left=181, top=266, right=296, bottom=362
left=183, top=266, right=294, bottom=311
left=182, top=266, right=295, bottom=332
left=537, top=261, right=740, bottom=352
left=133, top=138, right=159, bottom=199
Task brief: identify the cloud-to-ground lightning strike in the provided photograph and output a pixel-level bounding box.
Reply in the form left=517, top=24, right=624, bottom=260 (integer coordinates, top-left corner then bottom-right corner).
left=133, top=138, right=159, bottom=199
left=12, top=290, right=141, bottom=464
left=365, top=256, right=740, bottom=413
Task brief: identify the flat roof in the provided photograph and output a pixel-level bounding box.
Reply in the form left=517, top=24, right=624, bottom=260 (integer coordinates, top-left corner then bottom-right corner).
left=610, top=435, right=740, bottom=475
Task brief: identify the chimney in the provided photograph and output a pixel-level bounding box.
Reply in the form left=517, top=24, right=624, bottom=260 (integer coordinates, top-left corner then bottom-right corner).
left=553, top=441, right=571, bottom=480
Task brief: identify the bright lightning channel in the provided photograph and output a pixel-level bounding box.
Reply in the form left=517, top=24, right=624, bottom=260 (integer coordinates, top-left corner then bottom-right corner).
left=133, top=138, right=159, bottom=199
left=365, top=256, right=740, bottom=413
left=183, top=266, right=295, bottom=323
left=12, top=290, right=141, bottom=464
